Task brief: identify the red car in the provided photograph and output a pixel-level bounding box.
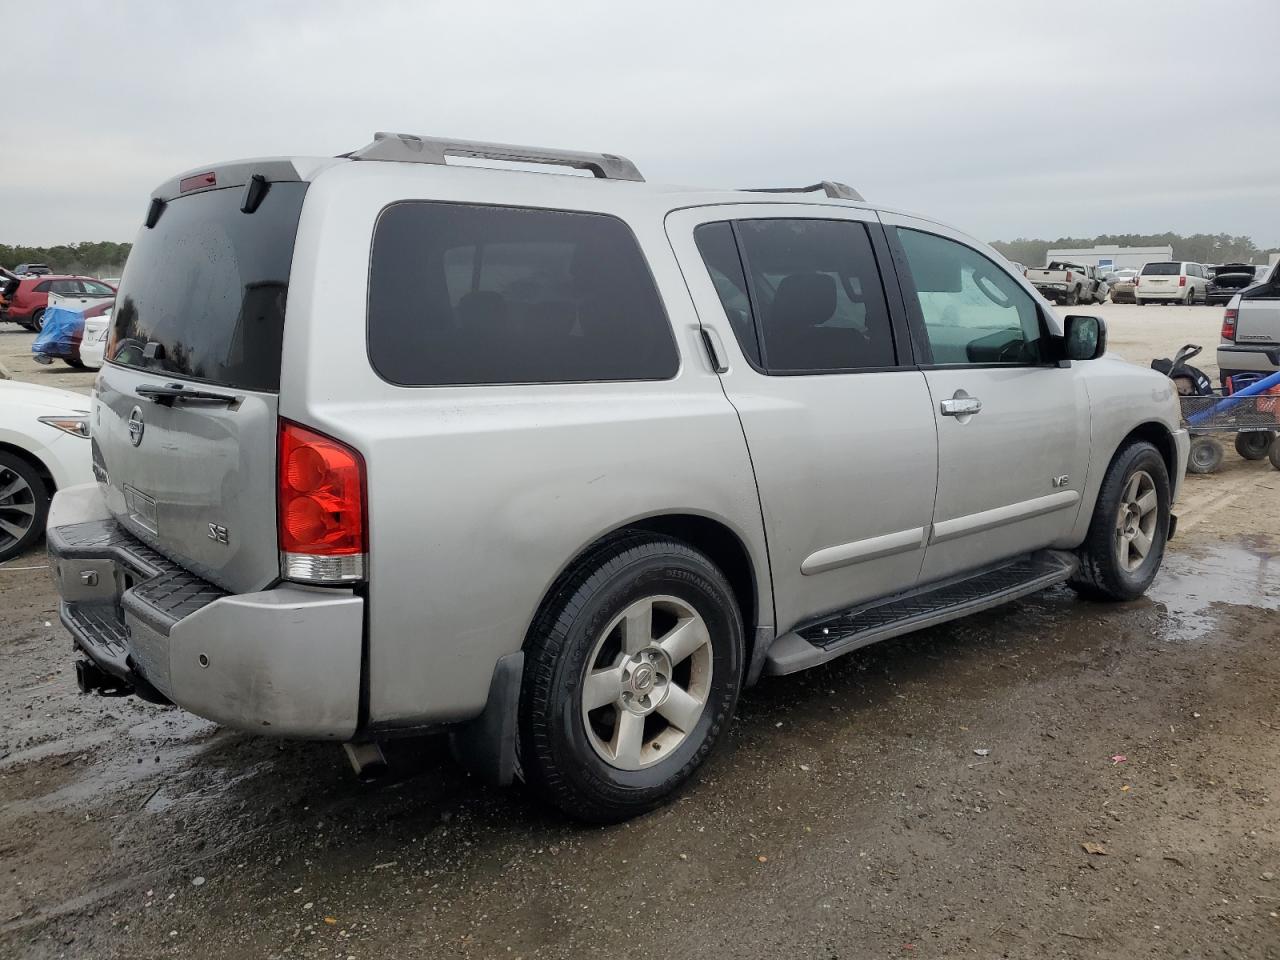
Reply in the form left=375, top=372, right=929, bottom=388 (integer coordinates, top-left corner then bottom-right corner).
left=1, top=275, right=117, bottom=331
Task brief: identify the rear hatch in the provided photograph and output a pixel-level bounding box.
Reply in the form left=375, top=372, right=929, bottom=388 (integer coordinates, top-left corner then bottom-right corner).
left=1139, top=261, right=1180, bottom=292
left=0, top=269, right=17, bottom=304
left=94, top=172, right=309, bottom=594
left=1210, top=264, right=1258, bottom=291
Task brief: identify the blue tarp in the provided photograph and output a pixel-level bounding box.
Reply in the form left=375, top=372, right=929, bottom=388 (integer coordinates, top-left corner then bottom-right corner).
left=31, top=305, right=84, bottom=359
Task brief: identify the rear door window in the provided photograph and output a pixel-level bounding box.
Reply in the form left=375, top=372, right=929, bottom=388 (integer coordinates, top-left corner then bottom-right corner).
left=692, top=221, right=761, bottom=366
left=696, top=218, right=897, bottom=374
left=368, top=202, right=678, bottom=386
left=107, top=181, right=309, bottom=392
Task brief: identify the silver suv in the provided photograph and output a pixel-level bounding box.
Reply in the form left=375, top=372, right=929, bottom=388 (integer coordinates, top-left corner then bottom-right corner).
left=47, top=133, right=1190, bottom=822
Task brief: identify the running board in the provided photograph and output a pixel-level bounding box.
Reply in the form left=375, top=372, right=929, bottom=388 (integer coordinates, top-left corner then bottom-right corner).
left=765, top=551, right=1078, bottom=676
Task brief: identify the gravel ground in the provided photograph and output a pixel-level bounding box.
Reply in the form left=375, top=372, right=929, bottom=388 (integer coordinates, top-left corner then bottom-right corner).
left=2, top=309, right=1279, bottom=959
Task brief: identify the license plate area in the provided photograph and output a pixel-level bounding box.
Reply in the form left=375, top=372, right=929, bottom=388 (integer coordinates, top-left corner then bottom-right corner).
left=123, top=485, right=158, bottom=534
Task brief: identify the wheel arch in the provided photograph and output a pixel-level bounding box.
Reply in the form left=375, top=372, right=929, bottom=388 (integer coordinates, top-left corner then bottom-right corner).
left=521, top=510, right=769, bottom=684
left=1118, top=421, right=1178, bottom=485
left=0, top=440, right=56, bottom=494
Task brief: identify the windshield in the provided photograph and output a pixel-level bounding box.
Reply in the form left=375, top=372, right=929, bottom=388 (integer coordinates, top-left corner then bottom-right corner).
left=1141, top=262, right=1180, bottom=276
left=107, top=181, right=308, bottom=392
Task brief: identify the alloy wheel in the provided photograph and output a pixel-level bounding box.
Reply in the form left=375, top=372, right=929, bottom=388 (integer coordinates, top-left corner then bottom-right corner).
left=580, top=594, right=713, bottom=770
left=0, top=465, right=38, bottom=553
left=1114, top=469, right=1159, bottom=573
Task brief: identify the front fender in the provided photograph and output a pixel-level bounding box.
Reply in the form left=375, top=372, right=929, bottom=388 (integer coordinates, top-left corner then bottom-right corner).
left=1068, top=357, right=1184, bottom=544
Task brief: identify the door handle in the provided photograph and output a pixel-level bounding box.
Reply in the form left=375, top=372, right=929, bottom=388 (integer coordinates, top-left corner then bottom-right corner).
left=940, top=394, right=982, bottom=417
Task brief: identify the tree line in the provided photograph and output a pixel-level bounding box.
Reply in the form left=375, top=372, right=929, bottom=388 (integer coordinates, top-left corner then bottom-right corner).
left=990, top=233, right=1280, bottom=269
left=2, top=241, right=132, bottom=278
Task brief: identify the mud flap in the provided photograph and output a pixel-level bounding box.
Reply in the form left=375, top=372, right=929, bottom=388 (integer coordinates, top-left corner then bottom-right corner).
left=448, top=651, right=524, bottom=786
left=1168, top=513, right=1178, bottom=542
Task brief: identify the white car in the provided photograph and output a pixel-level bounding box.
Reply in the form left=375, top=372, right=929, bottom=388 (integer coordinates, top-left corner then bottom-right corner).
left=0, top=381, right=94, bottom=562
left=80, top=306, right=113, bottom=370
left=1134, top=261, right=1209, bottom=305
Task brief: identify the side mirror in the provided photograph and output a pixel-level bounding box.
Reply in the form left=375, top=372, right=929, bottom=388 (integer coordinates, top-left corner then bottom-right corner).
left=1063, top=315, right=1107, bottom=361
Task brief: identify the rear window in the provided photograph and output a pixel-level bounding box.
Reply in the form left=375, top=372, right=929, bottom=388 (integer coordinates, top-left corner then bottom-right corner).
left=107, top=181, right=308, bottom=392
left=367, top=202, right=678, bottom=386
left=1141, top=262, right=1181, bottom=276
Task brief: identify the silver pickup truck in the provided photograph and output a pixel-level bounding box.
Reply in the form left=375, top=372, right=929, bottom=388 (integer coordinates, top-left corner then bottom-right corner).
left=1219, top=263, right=1280, bottom=387
left=46, top=134, right=1189, bottom=822
left=1026, top=261, right=1107, bottom=306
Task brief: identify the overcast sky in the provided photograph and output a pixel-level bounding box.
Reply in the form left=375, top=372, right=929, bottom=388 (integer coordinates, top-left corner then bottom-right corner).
left=4, top=0, right=1279, bottom=247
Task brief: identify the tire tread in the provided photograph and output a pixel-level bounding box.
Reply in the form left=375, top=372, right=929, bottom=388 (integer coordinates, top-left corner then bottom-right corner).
left=519, top=531, right=741, bottom=822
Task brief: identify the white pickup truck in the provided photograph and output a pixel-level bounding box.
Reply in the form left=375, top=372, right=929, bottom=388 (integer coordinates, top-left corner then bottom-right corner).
left=1026, top=261, right=1107, bottom=306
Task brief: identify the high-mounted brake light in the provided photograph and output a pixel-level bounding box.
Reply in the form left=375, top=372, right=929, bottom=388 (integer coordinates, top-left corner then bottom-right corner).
left=278, top=421, right=366, bottom=584
left=1221, top=308, right=1238, bottom=341
left=179, top=171, right=217, bottom=193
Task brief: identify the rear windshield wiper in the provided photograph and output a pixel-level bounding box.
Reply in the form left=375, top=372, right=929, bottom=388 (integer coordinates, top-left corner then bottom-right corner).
left=136, top=383, right=242, bottom=407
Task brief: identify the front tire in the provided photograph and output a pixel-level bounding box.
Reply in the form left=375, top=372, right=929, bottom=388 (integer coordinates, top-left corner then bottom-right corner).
left=0, top=452, right=50, bottom=563
left=1235, top=431, right=1276, bottom=461
left=519, top=533, right=744, bottom=823
left=1071, top=441, right=1171, bottom=601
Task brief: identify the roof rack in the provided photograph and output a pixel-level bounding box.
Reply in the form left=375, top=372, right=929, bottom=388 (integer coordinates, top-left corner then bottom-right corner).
left=745, top=181, right=865, bottom=202
left=346, top=132, right=645, bottom=182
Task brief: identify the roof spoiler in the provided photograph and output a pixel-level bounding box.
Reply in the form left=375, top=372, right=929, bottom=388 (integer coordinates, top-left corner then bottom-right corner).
left=744, top=181, right=865, bottom=202
left=346, top=132, right=645, bottom=182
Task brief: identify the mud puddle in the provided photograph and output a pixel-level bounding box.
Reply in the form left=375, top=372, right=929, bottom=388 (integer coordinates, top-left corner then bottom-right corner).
left=1148, top=535, right=1280, bottom=640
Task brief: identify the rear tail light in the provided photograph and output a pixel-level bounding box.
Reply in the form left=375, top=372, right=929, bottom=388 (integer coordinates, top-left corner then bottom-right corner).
left=278, top=421, right=366, bottom=584
left=1179, top=275, right=1187, bottom=287
left=1134, top=276, right=1140, bottom=287
left=1221, top=308, right=1237, bottom=341
left=1066, top=271, right=1073, bottom=283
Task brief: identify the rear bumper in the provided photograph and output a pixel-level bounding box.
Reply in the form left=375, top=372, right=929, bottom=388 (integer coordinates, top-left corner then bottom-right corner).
left=1206, top=290, right=1244, bottom=304
left=1217, top=344, right=1280, bottom=377
left=1134, top=287, right=1185, bottom=301
left=46, top=483, right=362, bottom=739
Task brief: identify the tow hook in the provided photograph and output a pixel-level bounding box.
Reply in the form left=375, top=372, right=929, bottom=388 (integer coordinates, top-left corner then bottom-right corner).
left=74, top=659, right=132, bottom=697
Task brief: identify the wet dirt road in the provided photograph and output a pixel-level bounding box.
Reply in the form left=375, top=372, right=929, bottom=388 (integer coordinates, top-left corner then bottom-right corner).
left=3, top=317, right=1280, bottom=959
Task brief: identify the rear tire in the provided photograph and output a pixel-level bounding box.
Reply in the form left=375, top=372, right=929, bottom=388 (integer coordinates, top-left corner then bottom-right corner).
left=1135, top=299, right=1145, bottom=307
left=1235, top=431, right=1276, bottom=461
left=1187, top=436, right=1225, bottom=474
left=519, top=533, right=745, bottom=823
left=1269, top=438, right=1280, bottom=471
left=1070, top=441, right=1171, bottom=602
left=63, top=358, right=86, bottom=369
left=0, top=451, right=50, bottom=563
left=31, top=308, right=46, bottom=332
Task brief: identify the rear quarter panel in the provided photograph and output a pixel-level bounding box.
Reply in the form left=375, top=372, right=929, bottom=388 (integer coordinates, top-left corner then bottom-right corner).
left=282, top=164, right=771, bottom=726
